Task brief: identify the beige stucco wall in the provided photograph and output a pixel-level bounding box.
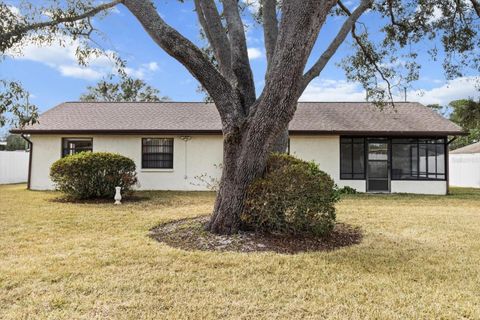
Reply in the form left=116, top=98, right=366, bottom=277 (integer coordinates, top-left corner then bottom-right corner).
left=289, top=135, right=367, bottom=192
left=29, top=134, right=446, bottom=194
left=30, top=135, right=62, bottom=190
left=30, top=134, right=223, bottom=191
left=390, top=180, right=447, bottom=195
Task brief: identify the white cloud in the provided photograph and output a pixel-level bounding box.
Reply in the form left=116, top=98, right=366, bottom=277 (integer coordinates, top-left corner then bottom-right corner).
left=242, top=0, right=261, bottom=14
left=8, top=36, right=159, bottom=81
left=2, top=6, right=21, bottom=29
left=300, top=77, right=480, bottom=106
left=58, top=65, right=103, bottom=80
left=124, top=67, right=145, bottom=79
left=244, top=23, right=262, bottom=45
left=414, top=5, right=443, bottom=23
left=125, top=62, right=160, bottom=79
left=9, top=37, right=116, bottom=80
left=7, top=5, right=20, bottom=16
left=427, top=6, right=443, bottom=23
left=146, top=61, right=159, bottom=71
left=410, top=77, right=480, bottom=105
left=247, top=47, right=263, bottom=60
left=300, top=79, right=367, bottom=102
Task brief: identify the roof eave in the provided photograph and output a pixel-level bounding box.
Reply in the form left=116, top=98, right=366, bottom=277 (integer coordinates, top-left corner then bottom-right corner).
left=9, top=129, right=224, bottom=135
left=11, top=128, right=468, bottom=136
left=289, top=130, right=468, bottom=136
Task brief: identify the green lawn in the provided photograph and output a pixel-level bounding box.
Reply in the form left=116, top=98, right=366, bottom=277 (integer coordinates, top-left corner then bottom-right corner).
left=1, top=184, right=479, bottom=319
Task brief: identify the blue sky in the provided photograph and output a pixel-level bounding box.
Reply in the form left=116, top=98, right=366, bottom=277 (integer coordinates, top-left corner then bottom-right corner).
left=1, top=0, right=479, bottom=124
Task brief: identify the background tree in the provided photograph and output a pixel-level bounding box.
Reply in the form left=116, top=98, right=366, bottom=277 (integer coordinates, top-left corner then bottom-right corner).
left=0, top=80, right=38, bottom=129
left=0, top=0, right=479, bottom=234
left=80, top=75, right=169, bottom=102
left=5, top=134, right=28, bottom=151
left=449, top=99, right=480, bottom=149
left=426, top=104, right=448, bottom=117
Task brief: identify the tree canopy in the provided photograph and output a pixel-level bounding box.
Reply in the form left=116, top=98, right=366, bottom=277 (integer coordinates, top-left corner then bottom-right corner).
left=80, top=76, right=169, bottom=102
left=1, top=0, right=478, bottom=109
left=428, top=98, right=480, bottom=149
left=4, top=133, right=28, bottom=151
left=0, top=80, right=38, bottom=128
left=449, top=99, right=480, bottom=149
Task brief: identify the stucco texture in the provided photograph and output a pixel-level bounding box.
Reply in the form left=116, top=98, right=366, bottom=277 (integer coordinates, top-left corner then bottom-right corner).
left=29, top=134, right=446, bottom=194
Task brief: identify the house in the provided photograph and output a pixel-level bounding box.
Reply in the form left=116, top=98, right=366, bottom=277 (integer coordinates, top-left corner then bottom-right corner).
left=449, top=141, right=480, bottom=188
left=11, top=101, right=465, bottom=194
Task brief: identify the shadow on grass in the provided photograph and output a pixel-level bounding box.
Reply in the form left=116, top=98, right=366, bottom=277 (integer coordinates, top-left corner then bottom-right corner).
left=339, top=187, right=480, bottom=202
left=48, top=194, right=151, bottom=204
left=149, top=216, right=363, bottom=254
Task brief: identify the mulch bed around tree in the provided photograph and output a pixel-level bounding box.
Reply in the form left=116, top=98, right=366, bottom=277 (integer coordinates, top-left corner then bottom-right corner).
left=149, top=216, right=363, bottom=254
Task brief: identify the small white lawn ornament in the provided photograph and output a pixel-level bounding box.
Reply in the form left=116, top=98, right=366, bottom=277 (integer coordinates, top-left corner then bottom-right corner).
left=114, top=186, right=122, bottom=205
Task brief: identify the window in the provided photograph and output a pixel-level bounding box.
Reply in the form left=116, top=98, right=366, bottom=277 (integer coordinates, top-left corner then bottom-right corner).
left=391, top=138, right=445, bottom=180
left=62, top=138, right=93, bottom=157
left=142, top=138, right=174, bottom=169
left=340, top=137, right=365, bottom=179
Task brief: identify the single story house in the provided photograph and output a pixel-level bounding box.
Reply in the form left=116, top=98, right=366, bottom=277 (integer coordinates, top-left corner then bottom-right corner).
left=11, top=101, right=465, bottom=194
left=449, top=141, right=480, bottom=188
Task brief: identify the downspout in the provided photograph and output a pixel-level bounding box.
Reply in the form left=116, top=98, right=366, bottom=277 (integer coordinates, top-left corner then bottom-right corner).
left=179, top=136, right=192, bottom=181
left=20, top=134, right=33, bottom=190
left=445, top=137, right=458, bottom=195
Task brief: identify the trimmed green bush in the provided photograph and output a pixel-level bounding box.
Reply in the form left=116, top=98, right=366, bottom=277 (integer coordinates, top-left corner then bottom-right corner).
left=336, top=185, right=358, bottom=195
left=241, top=153, right=338, bottom=236
left=50, top=152, right=137, bottom=199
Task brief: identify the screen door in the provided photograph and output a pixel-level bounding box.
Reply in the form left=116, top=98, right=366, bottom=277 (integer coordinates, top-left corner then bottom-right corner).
left=367, top=140, right=390, bottom=192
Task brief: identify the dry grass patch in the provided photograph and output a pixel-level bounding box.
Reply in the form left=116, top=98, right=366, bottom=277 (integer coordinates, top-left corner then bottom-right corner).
left=1, top=184, right=480, bottom=319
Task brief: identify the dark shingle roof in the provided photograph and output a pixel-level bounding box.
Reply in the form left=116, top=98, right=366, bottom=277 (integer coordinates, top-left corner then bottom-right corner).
left=11, top=101, right=465, bottom=136
left=450, top=141, right=480, bottom=154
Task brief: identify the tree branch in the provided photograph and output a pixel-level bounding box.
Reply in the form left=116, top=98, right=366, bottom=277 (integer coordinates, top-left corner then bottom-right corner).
left=0, top=0, right=122, bottom=50
left=470, top=0, right=480, bottom=18
left=326, top=0, right=394, bottom=102
left=262, top=0, right=278, bottom=75
left=301, top=0, right=372, bottom=91
left=194, top=0, right=234, bottom=80
left=386, top=0, right=408, bottom=28
left=221, top=0, right=256, bottom=108
left=123, top=0, right=240, bottom=125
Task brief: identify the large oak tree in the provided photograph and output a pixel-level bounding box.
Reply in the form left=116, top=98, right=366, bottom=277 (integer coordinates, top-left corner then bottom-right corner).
left=1, top=0, right=478, bottom=234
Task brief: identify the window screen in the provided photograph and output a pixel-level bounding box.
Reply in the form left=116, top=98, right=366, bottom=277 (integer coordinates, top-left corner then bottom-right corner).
left=340, top=137, right=365, bottom=179
left=391, top=138, right=445, bottom=180
left=142, top=138, right=174, bottom=169
left=62, top=138, right=93, bottom=157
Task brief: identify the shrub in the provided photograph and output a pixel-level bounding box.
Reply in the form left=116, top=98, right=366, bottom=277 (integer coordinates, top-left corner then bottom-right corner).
left=241, top=153, right=338, bottom=237
left=336, top=185, right=358, bottom=195
left=50, top=152, right=137, bottom=199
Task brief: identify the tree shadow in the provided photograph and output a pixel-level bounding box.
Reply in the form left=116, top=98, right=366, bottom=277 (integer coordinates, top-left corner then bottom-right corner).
left=48, top=194, right=151, bottom=204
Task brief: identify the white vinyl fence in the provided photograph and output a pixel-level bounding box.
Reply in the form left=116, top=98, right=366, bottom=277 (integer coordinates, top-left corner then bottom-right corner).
left=449, top=153, right=480, bottom=188
left=0, top=151, right=29, bottom=184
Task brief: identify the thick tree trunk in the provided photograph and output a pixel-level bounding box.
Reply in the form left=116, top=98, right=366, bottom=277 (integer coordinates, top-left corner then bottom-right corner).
left=270, top=128, right=289, bottom=153
left=207, top=173, right=248, bottom=234
left=207, top=102, right=294, bottom=234
left=207, top=128, right=270, bottom=234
